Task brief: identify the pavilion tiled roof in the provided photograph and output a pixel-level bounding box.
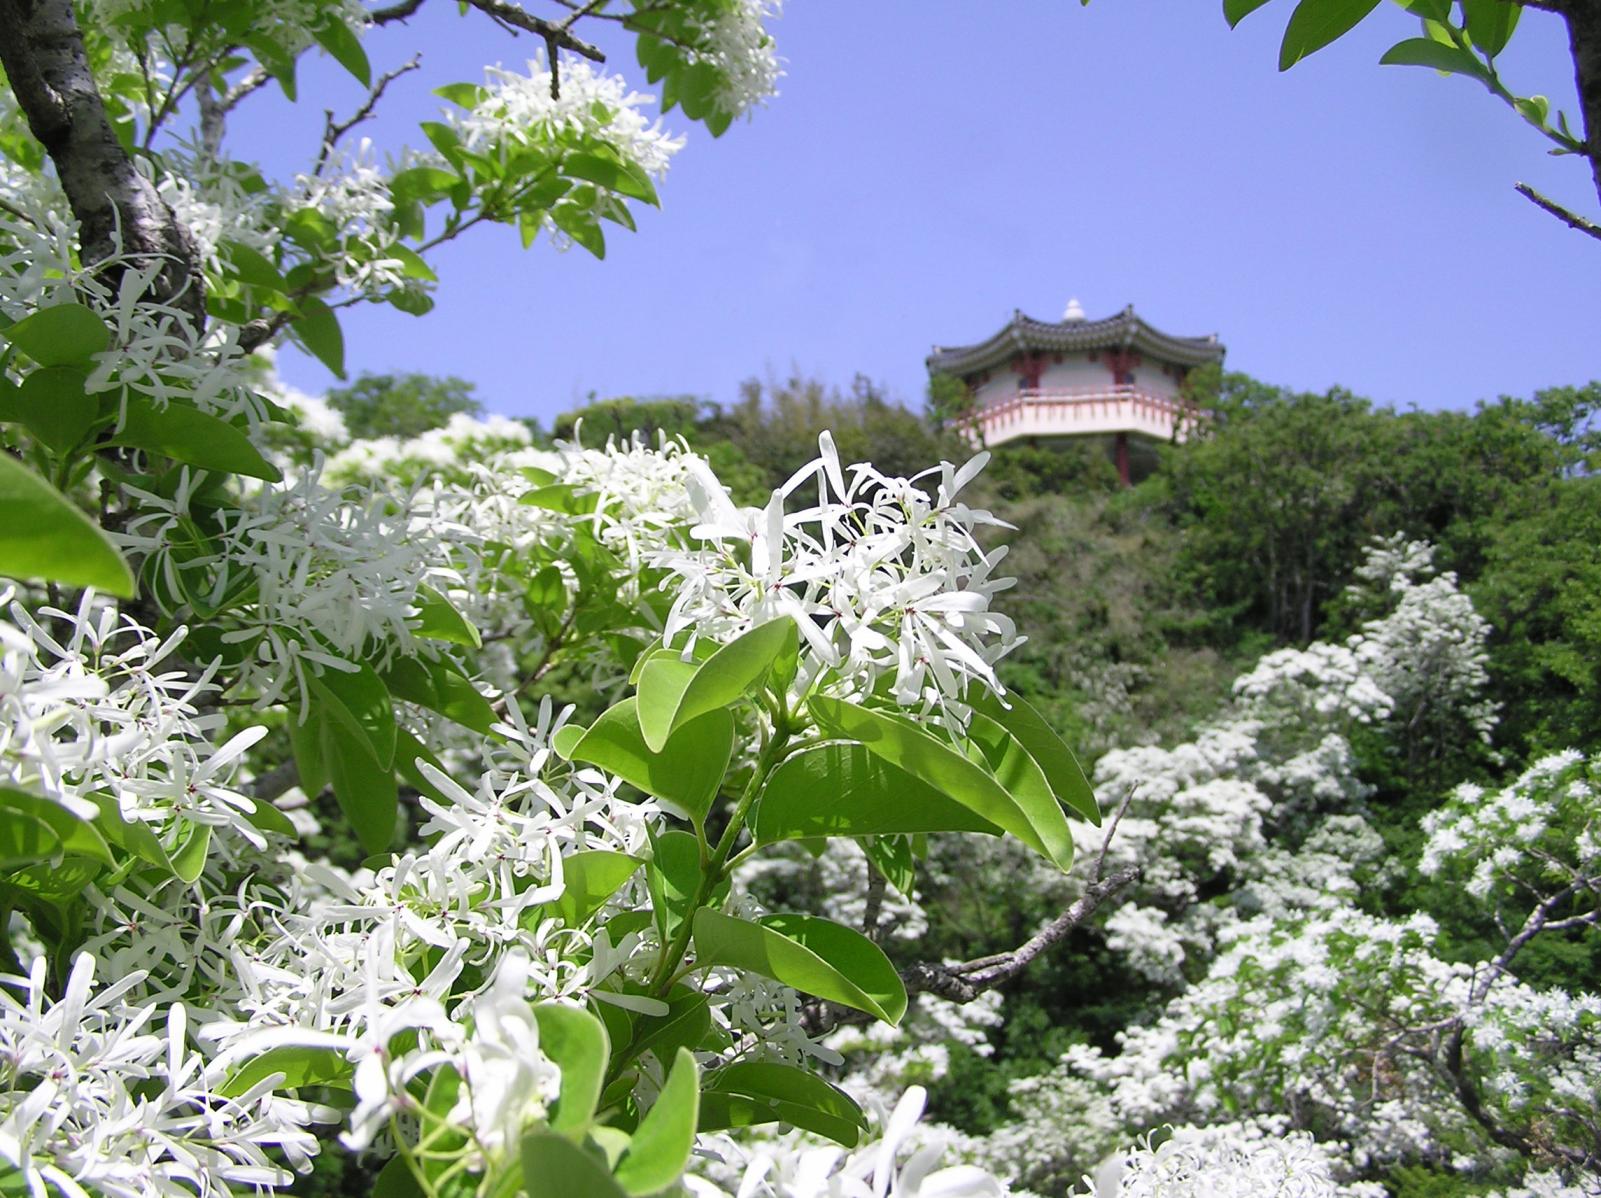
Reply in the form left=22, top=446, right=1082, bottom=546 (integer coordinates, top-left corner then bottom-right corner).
left=927, top=304, right=1225, bottom=377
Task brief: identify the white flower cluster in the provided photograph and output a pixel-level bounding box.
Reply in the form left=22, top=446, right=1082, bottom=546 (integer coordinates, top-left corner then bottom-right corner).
left=0, top=590, right=272, bottom=856
left=1077, top=1124, right=1356, bottom=1198
left=662, top=434, right=1021, bottom=730
left=686, top=0, right=785, bottom=119
left=1420, top=748, right=1597, bottom=899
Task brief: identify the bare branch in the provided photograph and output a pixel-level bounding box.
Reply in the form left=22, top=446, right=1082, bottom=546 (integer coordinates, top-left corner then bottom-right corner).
left=1094, top=784, right=1137, bottom=883
left=463, top=0, right=606, bottom=62
left=803, top=865, right=1140, bottom=1033
left=1515, top=181, right=1601, bottom=241
left=314, top=55, right=423, bottom=175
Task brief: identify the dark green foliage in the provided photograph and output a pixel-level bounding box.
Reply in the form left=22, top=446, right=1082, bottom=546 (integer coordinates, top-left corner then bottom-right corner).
left=326, top=372, right=482, bottom=439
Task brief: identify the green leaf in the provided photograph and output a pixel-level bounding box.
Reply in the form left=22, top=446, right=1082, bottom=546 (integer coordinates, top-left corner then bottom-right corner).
left=313, top=17, right=370, bottom=85
left=646, top=829, right=711, bottom=943
left=552, top=205, right=606, bottom=258
left=755, top=743, right=1003, bottom=843
left=112, top=398, right=283, bottom=481
left=1378, top=36, right=1489, bottom=79
left=1462, top=0, right=1519, bottom=56
left=808, top=697, right=1075, bottom=872
left=562, top=152, right=660, bottom=206
left=320, top=719, right=397, bottom=855
left=554, top=850, right=643, bottom=927
left=220, top=241, right=286, bottom=292
left=562, top=700, right=734, bottom=833
left=0, top=454, right=134, bottom=596
left=412, top=583, right=481, bottom=647
left=637, top=618, right=796, bottom=752
left=308, top=661, right=397, bottom=769
left=1278, top=0, right=1382, bottom=69
left=293, top=297, right=345, bottom=378
left=288, top=711, right=329, bottom=798
left=625, top=989, right=710, bottom=1069
left=534, top=1002, right=610, bottom=1136
left=519, top=483, right=599, bottom=514
left=18, top=366, right=98, bottom=454
left=0, top=809, right=59, bottom=869
left=0, top=791, right=112, bottom=864
left=614, top=1048, right=698, bottom=1195
left=1223, top=0, right=1275, bottom=26
left=863, top=835, right=916, bottom=898
left=521, top=1131, right=629, bottom=1198
left=381, top=655, right=495, bottom=735
left=434, top=82, right=486, bottom=109
left=171, top=822, right=210, bottom=884
left=692, top=909, right=907, bottom=1025
left=372, top=1156, right=426, bottom=1198
left=90, top=796, right=175, bottom=874
left=219, top=1044, right=352, bottom=1097
left=701, top=1062, right=865, bottom=1147
left=2, top=303, right=108, bottom=366
left=970, top=692, right=1100, bottom=824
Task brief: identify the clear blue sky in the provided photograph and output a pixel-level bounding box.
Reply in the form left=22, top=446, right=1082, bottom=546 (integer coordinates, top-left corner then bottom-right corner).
left=234, top=2, right=1601, bottom=422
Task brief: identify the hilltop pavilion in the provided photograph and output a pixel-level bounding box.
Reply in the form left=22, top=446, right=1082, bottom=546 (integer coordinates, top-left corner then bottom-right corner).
left=927, top=301, right=1225, bottom=485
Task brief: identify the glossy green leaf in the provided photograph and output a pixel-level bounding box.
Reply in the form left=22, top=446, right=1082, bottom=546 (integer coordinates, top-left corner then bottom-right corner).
left=1462, top=0, right=1519, bottom=56
left=637, top=618, right=796, bottom=752
left=112, top=398, right=283, bottom=481
left=701, top=1062, right=865, bottom=1147
left=171, top=822, right=211, bottom=884
left=381, top=655, right=495, bottom=736
left=308, top=661, right=396, bottom=769
left=614, top=1047, right=698, bottom=1195
left=562, top=700, right=733, bottom=832
left=313, top=17, right=371, bottom=85
left=372, top=1155, right=426, bottom=1198
left=1223, top=0, right=1274, bottom=25
left=521, top=1131, right=629, bottom=1198
left=1278, top=0, right=1382, bottom=69
left=320, top=719, right=397, bottom=855
left=288, top=711, right=329, bottom=798
left=625, top=989, right=710, bottom=1069
left=18, top=366, right=98, bottom=453
left=3, top=302, right=108, bottom=366
left=219, top=1044, right=352, bottom=1097
left=562, top=152, right=660, bottom=206
left=293, top=297, right=345, bottom=378
left=412, top=583, right=481, bottom=647
left=970, top=692, right=1100, bottom=824
left=0, top=790, right=113, bottom=867
left=863, top=835, right=916, bottom=898
left=692, top=909, right=907, bottom=1025
left=220, top=241, right=286, bottom=292
left=0, top=810, right=59, bottom=869
left=0, top=455, right=134, bottom=596
left=755, top=743, right=1001, bottom=843
left=1378, top=36, right=1489, bottom=79
left=534, top=1002, right=610, bottom=1135
left=554, top=850, right=643, bottom=927
left=808, top=697, right=1074, bottom=872
left=646, top=829, right=709, bottom=943
left=91, top=796, right=175, bottom=874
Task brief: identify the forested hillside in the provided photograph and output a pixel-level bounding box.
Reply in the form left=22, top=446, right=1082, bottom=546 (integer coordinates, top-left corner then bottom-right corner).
left=281, top=363, right=1601, bottom=1197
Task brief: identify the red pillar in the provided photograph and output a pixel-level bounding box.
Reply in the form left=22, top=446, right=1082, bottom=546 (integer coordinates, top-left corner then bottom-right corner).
left=1115, top=431, right=1131, bottom=487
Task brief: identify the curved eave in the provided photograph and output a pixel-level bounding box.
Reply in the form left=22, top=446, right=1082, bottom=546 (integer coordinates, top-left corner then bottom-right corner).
left=927, top=310, right=1225, bottom=377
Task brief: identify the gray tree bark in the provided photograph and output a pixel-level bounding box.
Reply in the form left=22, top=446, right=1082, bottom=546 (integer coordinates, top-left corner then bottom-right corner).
left=0, top=0, right=204, bottom=322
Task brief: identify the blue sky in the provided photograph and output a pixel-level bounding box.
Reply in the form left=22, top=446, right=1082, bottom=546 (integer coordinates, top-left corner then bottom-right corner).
left=236, top=2, right=1601, bottom=423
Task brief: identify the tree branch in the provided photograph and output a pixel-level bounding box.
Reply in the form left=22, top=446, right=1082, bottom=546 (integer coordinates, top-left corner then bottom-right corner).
left=1515, top=181, right=1601, bottom=241
left=371, top=0, right=427, bottom=23
left=314, top=55, right=423, bottom=176
left=0, top=0, right=204, bottom=322
left=463, top=0, right=606, bottom=62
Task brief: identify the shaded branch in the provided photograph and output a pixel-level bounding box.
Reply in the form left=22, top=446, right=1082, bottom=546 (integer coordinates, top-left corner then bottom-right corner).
left=371, top=0, right=427, bottom=23
left=463, top=0, right=606, bottom=62
left=1515, top=181, right=1601, bottom=241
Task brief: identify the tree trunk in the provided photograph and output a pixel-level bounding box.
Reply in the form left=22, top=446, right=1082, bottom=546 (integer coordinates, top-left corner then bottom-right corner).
left=0, top=0, right=203, bottom=322
left=1565, top=0, right=1601, bottom=215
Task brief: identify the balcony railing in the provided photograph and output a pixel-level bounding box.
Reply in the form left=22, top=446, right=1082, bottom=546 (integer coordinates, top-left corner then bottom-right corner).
left=966, top=385, right=1200, bottom=447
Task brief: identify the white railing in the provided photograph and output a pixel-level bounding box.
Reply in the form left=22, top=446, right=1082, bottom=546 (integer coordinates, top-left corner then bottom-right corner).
left=967, top=385, right=1200, bottom=447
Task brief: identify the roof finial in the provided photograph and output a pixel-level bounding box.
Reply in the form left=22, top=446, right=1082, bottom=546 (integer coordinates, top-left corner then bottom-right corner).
left=1063, top=297, right=1086, bottom=323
